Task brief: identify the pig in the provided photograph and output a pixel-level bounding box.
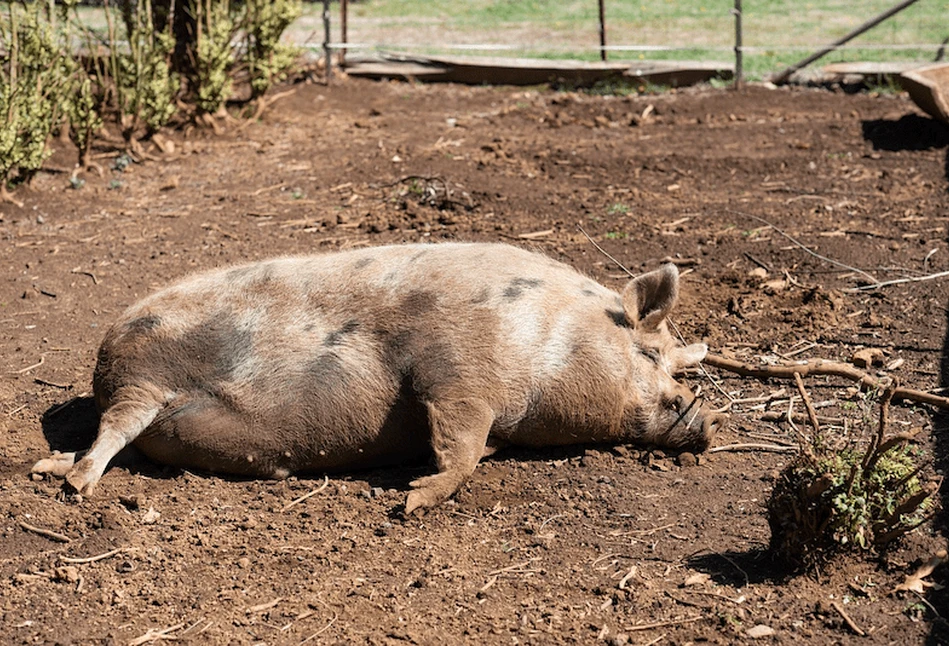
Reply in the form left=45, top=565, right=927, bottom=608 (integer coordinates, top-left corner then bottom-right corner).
left=32, top=242, right=724, bottom=513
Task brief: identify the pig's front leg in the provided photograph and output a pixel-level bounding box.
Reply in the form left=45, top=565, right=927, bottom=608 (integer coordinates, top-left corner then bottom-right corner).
left=405, top=398, right=494, bottom=514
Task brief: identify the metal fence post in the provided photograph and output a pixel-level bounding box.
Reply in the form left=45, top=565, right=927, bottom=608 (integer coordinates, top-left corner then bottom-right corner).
left=733, top=0, right=742, bottom=89
left=598, top=0, right=607, bottom=61
left=322, top=0, right=333, bottom=80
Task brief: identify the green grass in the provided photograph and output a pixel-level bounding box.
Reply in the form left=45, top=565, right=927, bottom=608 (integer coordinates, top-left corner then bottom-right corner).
left=298, top=0, right=949, bottom=81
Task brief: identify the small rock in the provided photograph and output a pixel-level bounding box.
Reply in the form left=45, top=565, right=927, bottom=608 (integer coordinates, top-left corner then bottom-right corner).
left=237, top=557, right=250, bottom=569
left=239, top=516, right=258, bottom=530
left=682, top=572, right=710, bottom=587
left=746, top=624, right=775, bottom=639
left=885, top=357, right=904, bottom=371
left=748, top=267, right=768, bottom=279
left=608, top=633, right=630, bottom=646
left=370, top=487, right=384, bottom=499
left=851, top=347, right=884, bottom=368
left=761, top=278, right=788, bottom=294
left=53, top=566, right=80, bottom=583
left=141, top=508, right=161, bottom=525
left=676, top=452, right=698, bottom=468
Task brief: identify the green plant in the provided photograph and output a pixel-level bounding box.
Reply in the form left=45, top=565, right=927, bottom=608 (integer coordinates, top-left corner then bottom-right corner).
left=0, top=2, right=73, bottom=203
left=194, top=0, right=234, bottom=115
left=106, top=0, right=179, bottom=138
left=768, top=384, right=941, bottom=572
left=607, top=202, right=630, bottom=215
left=240, top=0, right=301, bottom=100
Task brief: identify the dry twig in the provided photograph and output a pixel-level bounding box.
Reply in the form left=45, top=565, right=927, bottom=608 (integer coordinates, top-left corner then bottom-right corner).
left=703, top=354, right=949, bottom=410
left=576, top=224, right=635, bottom=278
left=709, top=442, right=798, bottom=454
left=281, top=475, right=330, bottom=512
left=60, top=547, right=126, bottom=564
left=127, top=621, right=186, bottom=646
left=727, top=210, right=879, bottom=285
left=246, top=597, right=283, bottom=614
left=845, top=269, right=949, bottom=292
left=793, top=372, right=821, bottom=437
left=830, top=600, right=866, bottom=637
left=16, top=356, right=45, bottom=374
left=626, top=616, right=703, bottom=632
left=19, top=520, right=70, bottom=543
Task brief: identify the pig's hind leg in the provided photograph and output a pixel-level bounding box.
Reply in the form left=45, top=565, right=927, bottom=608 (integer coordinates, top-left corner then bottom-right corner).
left=33, top=385, right=164, bottom=496
left=405, top=398, right=494, bottom=514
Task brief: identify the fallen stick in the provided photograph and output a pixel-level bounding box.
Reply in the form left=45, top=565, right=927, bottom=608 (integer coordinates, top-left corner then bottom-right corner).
left=61, top=547, right=125, bottom=564
left=844, top=269, right=949, bottom=292
left=703, top=354, right=949, bottom=410
left=830, top=600, right=866, bottom=637
left=793, top=372, right=821, bottom=436
left=709, top=443, right=798, bottom=454
left=281, top=475, right=330, bottom=512
left=625, top=615, right=703, bottom=632
left=246, top=597, right=283, bottom=614
left=19, top=520, right=70, bottom=543
left=760, top=411, right=843, bottom=425
left=127, top=621, right=186, bottom=646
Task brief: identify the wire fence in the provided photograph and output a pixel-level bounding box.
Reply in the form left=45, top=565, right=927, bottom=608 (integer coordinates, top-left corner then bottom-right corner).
left=289, top=0, right=949, bottom=80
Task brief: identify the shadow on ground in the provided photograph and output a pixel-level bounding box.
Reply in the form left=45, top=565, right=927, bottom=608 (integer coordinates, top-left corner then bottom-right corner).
left=861, top=114, right=949, bottom=152
left=687, top=547, right=787, bottom=587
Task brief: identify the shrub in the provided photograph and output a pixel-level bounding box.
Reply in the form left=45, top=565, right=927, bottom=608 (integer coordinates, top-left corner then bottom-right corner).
left=0, top=2, right=73, bottom=200
left=767, top=384, right=941, bottom=572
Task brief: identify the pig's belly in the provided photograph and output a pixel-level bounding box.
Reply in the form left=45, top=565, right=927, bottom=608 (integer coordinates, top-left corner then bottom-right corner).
left=132, top=380, right=433, bottom=478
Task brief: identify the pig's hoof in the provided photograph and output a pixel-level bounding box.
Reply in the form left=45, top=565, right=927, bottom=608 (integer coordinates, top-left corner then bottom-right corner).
left=63, top=464, right=99, bottom=497
left=405, top=474, right=459, bottom=515
left=404, top=489, right=438, bottom=515
left=31, top=452, right=79, bottom=478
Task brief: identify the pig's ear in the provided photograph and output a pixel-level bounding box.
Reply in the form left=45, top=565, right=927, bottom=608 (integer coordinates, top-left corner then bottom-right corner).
left=670, top=343, right=708, bottom=371
left=622, top=264, right=679, bottom=330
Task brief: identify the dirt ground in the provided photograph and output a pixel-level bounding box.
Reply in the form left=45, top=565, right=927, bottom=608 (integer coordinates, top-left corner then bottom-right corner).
left=2, top=76, right=949, bottom=645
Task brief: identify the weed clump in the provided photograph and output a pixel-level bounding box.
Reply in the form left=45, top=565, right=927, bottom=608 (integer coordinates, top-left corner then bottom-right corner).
left=767, top=384, right=941, bottom=572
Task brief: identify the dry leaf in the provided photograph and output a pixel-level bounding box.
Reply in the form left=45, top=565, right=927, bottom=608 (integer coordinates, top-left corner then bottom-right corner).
left=894, top=549, right=947, bottom=594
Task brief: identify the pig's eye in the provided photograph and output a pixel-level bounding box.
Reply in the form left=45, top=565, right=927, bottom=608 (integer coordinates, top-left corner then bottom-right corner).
left=670, top=395, right=684, bottom=412
left=642, top=348, right=660, bottom=364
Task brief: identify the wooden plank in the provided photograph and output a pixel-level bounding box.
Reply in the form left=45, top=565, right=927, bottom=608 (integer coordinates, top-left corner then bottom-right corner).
left=900, top=62, right=949, bottom=123
left=343, top=54, right=731, bottom=87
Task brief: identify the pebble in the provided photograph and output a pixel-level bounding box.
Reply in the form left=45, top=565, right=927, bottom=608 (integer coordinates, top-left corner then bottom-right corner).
left=677, top=452, right=698, bottom=468
left=141, top=508, right=161, bottom=525
left=746, top=624, right=775, bottom=639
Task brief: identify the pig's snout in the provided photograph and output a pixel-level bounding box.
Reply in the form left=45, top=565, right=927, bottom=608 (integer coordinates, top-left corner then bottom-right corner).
left=699, top=410, right=726, bottom=446
left=667, top=397, right=725, bottom=452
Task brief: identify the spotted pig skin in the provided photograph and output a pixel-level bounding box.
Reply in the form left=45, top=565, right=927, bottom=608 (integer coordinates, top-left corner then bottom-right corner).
left=33, top=242, right=723, bottom=513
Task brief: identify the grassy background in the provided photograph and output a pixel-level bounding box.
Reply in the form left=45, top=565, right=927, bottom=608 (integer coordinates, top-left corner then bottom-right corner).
left=294, top=0, right=949, bottom=80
